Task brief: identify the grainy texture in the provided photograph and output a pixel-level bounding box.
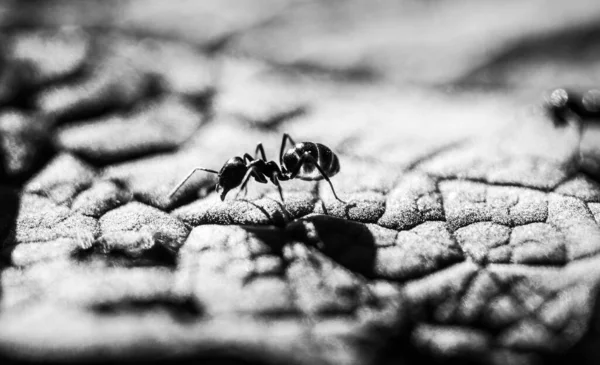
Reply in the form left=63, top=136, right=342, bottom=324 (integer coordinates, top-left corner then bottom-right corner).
left=1, top=1, right=600, bottom=365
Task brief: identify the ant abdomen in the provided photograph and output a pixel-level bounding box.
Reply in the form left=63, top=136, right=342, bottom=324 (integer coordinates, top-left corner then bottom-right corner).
left=282, top=142, right=340, bottom=181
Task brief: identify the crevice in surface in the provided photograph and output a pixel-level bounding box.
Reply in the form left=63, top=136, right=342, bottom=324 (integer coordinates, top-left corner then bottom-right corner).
left=74, top=242, right=178, bottom=268
left=404, top=139, right=471, bottom=172
left=90, top=295, right=203, bottom=321
left=236, top=106, right=307, bottom=132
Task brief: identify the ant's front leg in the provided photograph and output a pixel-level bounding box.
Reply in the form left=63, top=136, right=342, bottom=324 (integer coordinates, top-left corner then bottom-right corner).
left=255, top=143, right=267, bottom=161
left=279, top=133, right=296, bottom=165
left=169, top=167, right=219, bottom=198
left=243, top=153, right=254, bottom=164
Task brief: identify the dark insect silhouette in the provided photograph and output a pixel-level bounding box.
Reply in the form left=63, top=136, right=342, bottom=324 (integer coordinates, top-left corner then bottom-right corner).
left=544, top=88, right=600, bottom=127
left=544, top=88, right=600, bottom=168
left=169, top=134, right=344, bottom=202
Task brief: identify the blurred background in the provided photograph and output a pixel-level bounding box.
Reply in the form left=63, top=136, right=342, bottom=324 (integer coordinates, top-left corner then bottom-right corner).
left=3, top=0, right=600, bottom=89
left=2, top=0, right=600, bottom=182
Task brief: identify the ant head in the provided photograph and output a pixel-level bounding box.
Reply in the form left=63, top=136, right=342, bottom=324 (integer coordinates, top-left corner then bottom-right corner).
left=215, top=157, right=247, bottom=200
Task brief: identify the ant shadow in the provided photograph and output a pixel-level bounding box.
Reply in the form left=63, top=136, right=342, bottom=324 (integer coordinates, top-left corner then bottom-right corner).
left=242, top=214, right=377, bottom=280
left=287, top=214, right=377, bottom=278
left=245, top=199, right=290, bottom=227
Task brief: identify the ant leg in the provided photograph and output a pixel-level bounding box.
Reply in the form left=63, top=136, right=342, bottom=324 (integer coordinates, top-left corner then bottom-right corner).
left=279, top=133, right=297, bottom=166
left=243, top=153, right=254, bottom=164
left=271, top=172, right=285, bottom=202
left=255, top=143, right=267, bottom=160
left=563, top=111, right=586, bottom=169
left=169, top=167, right=218, bottom=198
left=234, top=167, right=257, bottom=200
left=576, top=122, right=587, bottom=169
left=298, top=153, right=345, bottom=203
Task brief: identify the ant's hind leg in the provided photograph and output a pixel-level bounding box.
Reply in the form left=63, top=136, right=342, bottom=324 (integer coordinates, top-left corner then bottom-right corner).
left=255, top=143, right=267, bottom=160
left=300, top=154, right=345, bottom=203
left=279, top=133, right=297, bottom=165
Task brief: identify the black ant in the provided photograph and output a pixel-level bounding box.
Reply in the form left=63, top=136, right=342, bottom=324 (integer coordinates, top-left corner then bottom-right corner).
left=544, top=88, right=600, bottom=166
left=544, top=88, right=600, bottom=126
left=169, top=134, right=345, bottom=203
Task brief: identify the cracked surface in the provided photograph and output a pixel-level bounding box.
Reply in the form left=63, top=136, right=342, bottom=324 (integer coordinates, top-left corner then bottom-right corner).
left=1, top=1, right=600, bottom=365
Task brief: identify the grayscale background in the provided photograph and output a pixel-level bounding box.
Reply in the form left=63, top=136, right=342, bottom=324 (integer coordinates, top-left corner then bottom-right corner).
left=1, top=1, right=600, bottom=365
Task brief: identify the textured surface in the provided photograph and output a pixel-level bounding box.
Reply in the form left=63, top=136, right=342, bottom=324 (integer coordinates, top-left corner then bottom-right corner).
left=1, top=1, right=600, bottom=365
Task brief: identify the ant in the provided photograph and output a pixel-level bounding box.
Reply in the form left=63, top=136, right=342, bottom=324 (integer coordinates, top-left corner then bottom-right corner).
left=544, top=88, right=600, bottom=127
left=544, top=88, right=600, bottom=167
left=169, top=134, right=345, bottom=203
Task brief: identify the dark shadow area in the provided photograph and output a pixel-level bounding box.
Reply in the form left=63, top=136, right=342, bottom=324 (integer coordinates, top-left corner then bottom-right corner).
left=275, top=60, right=379, bottom=82
left=581, top=124, right=600, bottom=182
left=0, top=186, right=20, bottom=304
left=548, top=286, right=600, bottom=365
left=245, top=200, right=290, bottom=227
left=238, top=225, right=288, bottom=287
left=182, top=86, right=216, bottom=116
left=0, top=60, right=43, bottom=111
left=91, top=295, right=203, bottom=323
left=73, top=242, right=178, bottom=268
left=241, top=224, right=288, bottom=254
left=285, top=214, right=376, bottom=278
left=0, top=353, right=302, bottom=365
left=240, top=106, right=307, bottom=132
left=0, top=125, right=21, bottom=297
left=0, top=187, right=20, bottom=244
left=73, top=227, right=181, bottom=269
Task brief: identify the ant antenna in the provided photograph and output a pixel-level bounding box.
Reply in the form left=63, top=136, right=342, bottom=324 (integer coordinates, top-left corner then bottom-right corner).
left=169, top=167, right=218, bottom=198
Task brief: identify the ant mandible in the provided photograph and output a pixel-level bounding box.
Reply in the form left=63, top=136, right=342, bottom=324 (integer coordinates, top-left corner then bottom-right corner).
left=169, top=134, right=345, bottom=203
